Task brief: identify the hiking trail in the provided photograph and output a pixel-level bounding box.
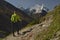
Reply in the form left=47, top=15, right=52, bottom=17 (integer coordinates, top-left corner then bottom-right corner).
left=3, top=15, right=53, bottom=40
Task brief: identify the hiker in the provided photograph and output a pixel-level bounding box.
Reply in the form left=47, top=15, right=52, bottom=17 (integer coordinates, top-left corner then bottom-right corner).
left=11, top=11, right=21, bottom=36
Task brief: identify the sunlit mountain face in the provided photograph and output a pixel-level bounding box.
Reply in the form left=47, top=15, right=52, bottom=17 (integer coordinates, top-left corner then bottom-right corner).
left=24, top=4, right=48, bottom=16
left=29, top=4, right=49, bottom=13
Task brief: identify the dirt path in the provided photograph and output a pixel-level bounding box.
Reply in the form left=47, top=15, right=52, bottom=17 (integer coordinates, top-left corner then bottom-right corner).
left=3, top=15, right=53, bottom=40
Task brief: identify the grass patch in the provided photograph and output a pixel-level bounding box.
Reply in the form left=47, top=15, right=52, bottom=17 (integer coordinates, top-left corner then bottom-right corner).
left=35, top=5, right=60, bottom=40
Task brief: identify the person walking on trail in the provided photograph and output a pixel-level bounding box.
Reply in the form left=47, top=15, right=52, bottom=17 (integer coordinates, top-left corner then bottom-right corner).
left=11, top=11, right=21, bottom=37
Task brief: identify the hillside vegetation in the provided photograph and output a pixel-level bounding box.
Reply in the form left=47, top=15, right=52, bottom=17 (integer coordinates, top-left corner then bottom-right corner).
left=0, top=0, right=60, bottom=40
left=35, top=5, right=60, bottom=40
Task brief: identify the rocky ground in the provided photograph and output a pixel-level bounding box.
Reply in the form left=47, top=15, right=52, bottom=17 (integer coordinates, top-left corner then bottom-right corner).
left=3, top=15, right=54, bottom=40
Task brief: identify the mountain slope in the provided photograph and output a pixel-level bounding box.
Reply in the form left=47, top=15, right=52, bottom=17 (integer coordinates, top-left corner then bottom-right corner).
left=24, top=4, right=48, bottom=24
left=0, top=0, right=32, bottom=38
left=2, top=12, right=53, bottom=40
left=35, top=5, right=60, bottom=40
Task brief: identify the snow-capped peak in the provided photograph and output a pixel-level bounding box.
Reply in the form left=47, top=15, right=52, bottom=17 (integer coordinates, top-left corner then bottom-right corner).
left=29, top=4, right=44, bottom=14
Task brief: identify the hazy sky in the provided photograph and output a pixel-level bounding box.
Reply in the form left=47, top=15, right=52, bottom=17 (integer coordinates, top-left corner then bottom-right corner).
left=5, top=0, right=60, bottom=10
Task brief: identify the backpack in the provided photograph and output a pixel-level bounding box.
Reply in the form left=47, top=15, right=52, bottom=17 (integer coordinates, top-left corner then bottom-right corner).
left=11, top=12, right=21, bottom=23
